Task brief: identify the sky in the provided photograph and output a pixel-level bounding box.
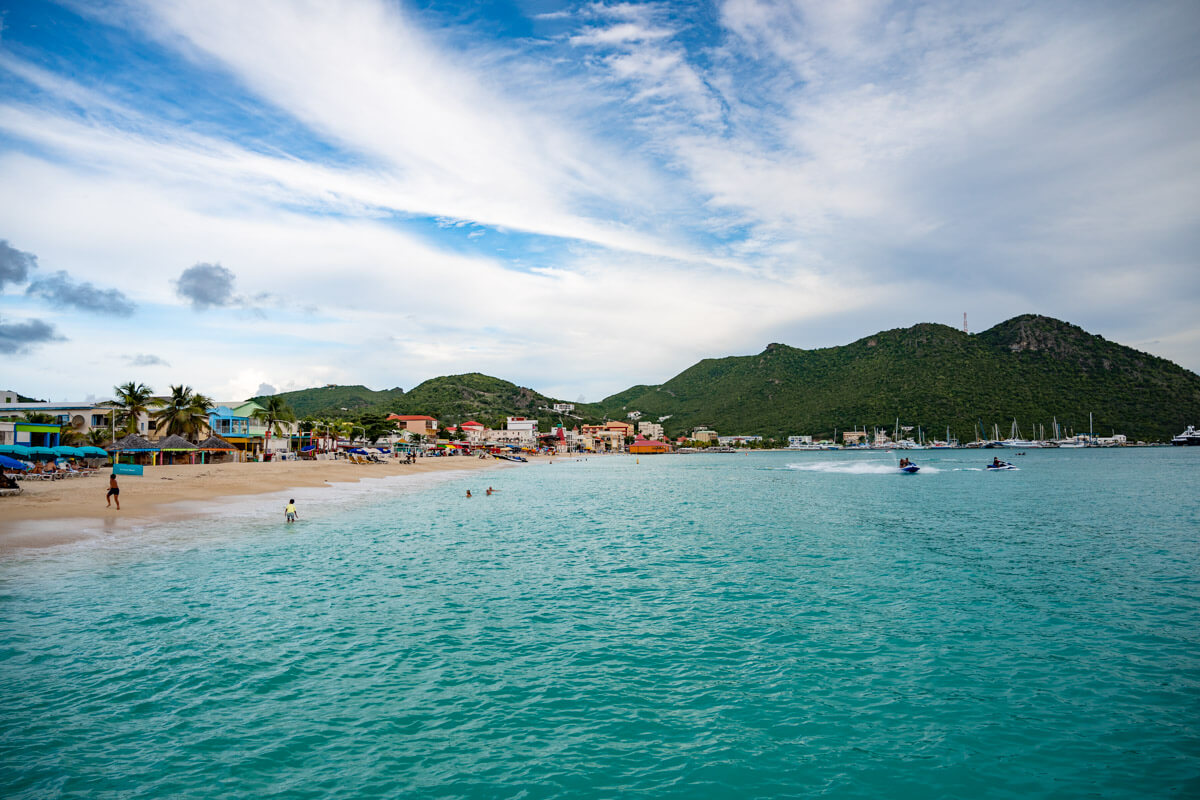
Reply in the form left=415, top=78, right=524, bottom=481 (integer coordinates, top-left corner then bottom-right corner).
left=1, top=0, right=1198, bottom=404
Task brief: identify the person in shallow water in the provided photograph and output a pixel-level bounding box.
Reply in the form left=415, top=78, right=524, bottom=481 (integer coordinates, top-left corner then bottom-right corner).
left=285, top=499, right=298, bottom=523
left=466, top=490, right=472, bottom=498
left=106, top=473, right=120, bottom=510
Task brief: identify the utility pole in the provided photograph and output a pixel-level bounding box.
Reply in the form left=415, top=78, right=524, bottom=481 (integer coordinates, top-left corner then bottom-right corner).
left=963, top=312, right=968, bottom=334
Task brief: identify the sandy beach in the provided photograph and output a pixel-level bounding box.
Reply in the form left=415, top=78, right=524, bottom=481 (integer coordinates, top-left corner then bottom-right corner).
left=0, top=455, right=509, bottom=551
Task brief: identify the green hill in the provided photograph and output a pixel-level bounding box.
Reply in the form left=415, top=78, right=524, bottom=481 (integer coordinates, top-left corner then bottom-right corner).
left=254, top=385, right=406, bottom=417
left=399, top=373, right=574, bottom=429
left=256, top=374, right=590, bottom=428
left=581, top=315, right=1200, bottom=442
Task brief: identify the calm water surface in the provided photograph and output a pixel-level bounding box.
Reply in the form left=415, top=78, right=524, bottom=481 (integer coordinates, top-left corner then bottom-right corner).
left=2, top=449, right=1198, bottom=798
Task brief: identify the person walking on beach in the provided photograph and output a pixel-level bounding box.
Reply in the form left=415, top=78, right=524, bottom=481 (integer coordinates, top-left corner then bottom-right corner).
left=285, top=499, right=298, bottom=524
left=106, top=473, right=120, bottom=510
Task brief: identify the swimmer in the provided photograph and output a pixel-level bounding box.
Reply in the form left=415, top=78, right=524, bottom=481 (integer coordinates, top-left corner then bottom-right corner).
left=466, top=489, right=472, bottom=498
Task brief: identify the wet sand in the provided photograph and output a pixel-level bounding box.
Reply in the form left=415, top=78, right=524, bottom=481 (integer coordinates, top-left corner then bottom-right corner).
left=0, top=456, right=509, bottom=551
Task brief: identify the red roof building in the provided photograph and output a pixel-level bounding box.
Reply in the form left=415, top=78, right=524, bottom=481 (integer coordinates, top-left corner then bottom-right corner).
left=629, top=437, right=671, bottom=454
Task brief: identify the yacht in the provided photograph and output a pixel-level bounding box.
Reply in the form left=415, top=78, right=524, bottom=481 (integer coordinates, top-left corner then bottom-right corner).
left=1172, top=425, right=1200, bottom=446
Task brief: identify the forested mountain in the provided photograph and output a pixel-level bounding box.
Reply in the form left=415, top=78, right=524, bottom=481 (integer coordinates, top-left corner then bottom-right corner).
left=253, top=385, right=407, bottom=417
left=251, top=316, right=1198, bottom=441
left=255, top=374, right=577, bottom=428
left=580, top=315, right=1200, bottom=442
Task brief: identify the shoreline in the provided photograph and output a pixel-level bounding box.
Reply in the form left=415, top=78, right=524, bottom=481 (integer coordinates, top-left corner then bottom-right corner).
left=0, top=456, right=512, bottom=553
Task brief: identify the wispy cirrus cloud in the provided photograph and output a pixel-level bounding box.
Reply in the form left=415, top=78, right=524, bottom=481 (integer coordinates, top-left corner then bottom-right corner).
left=0, top=0, right=1196, bottom=402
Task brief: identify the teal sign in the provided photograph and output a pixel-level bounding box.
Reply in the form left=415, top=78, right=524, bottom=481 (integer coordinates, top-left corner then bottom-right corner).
left=112, top=463, right=143, bottom=476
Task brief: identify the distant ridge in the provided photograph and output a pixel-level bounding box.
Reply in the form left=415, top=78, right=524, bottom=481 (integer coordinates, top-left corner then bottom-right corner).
left=252, top=315, right=1199, bottom=441
left=582, top=315, right=1200, bottom=442
left=254, top=373, right=562, bottom=429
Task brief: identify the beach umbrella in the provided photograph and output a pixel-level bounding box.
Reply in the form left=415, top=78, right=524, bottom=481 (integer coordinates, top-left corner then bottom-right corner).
left=82, top=446, right=110, bottom=457
left=53, top=445, right=85, bottom=457
left=27, top=446, right=58, bottom=459
left=0, top=454, right=30, bottom=470
left=0, top=444, right=32, bottom=457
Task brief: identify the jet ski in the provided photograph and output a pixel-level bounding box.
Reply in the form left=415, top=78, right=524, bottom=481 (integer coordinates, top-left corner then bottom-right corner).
left=899, top=463, right=920, bottom=473
left=985, top=461, right=1017, bottom=471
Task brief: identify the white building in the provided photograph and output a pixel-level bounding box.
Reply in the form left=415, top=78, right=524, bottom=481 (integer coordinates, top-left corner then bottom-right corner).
left=626, top=410, right=642, bottom=420
left=483, top=428, right=537, bottom=447
left=552, top=403, right=575, bottom=414
left=638, top=421, right=665, bottom=440
left=0, top=398, right=139, bottom=441
left=506, top=417, right=538, bottom=434
left=718, top=435, right=762, bottom=446
left=787, top=435, right=813, bottom=447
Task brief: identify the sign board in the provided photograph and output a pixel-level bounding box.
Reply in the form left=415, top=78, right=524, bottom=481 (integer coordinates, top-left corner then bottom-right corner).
left=112, top=463, right=143, bottom=476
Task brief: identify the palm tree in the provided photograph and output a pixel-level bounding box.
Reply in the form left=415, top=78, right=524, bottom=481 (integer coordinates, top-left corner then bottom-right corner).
left=85, top=429, right=112, bottom=447
left=252, top=396, right=296, bottom=437
left=111, top=381, right=154, bottom=436
left=151, top=385, right=213, bottom=441
left=58, top=423, right=85, bottom=446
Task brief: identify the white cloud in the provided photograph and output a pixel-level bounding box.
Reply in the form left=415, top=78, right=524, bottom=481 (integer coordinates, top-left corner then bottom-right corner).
left=1, top=0, right=1197, bottom=404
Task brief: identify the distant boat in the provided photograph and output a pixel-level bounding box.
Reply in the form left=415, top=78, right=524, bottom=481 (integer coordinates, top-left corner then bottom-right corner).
left=1001, top=419, right=1043, bottom=448
left=1172, top=425, right=1200, bottom=446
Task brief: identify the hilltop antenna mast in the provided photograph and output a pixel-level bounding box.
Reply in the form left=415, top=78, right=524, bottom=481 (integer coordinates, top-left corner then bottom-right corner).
left=963, top=313, right=968, bottom=334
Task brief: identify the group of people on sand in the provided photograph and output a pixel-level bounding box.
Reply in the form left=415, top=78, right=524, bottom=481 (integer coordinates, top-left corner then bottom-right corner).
left=465, top=487, right=497, bottom=498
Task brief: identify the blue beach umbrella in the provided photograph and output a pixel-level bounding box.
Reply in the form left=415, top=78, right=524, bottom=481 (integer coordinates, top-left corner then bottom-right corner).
left=53, top=445, right=85, bottom=457
left=27, top=446, right=58, bottom=459
left=0, top=454, right=30, bottom=470
left=81, top=446, right=110, bottom=457
left=0, top=444, right=32, bottom=457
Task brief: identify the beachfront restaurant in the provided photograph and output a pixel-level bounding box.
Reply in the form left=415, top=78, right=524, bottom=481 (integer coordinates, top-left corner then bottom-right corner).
left=629, top=437, right=671, bottom=454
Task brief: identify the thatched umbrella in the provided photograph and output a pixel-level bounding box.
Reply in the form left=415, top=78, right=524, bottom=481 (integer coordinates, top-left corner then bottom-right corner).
left=107, top=433, right=160, bottom=466
left=157, top=434, right=199, bottom=465
left=107, top=433, right=158, bottom=452
left=196, top=434, right=239, bottom=463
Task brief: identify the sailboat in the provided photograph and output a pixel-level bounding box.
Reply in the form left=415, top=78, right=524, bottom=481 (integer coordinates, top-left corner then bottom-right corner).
left=1002, top=419, right=1041, bottom=449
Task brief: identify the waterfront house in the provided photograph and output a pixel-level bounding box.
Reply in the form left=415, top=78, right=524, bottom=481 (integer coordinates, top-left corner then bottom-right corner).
left=387, top=414, right=439, bottom=438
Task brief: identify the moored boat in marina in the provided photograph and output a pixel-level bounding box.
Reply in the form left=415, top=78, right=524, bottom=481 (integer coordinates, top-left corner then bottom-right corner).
left=1172, top=425, right=1200, bottom=446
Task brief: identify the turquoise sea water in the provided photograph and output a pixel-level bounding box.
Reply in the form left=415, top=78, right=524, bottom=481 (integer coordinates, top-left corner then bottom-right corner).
left=2, top=449, right=1199, bottom=798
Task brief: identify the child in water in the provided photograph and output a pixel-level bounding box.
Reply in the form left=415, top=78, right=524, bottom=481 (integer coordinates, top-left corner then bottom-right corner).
left=285, top=499, right=298, bottom=523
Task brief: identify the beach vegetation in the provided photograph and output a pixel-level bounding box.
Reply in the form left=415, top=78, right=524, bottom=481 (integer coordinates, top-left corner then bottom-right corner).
left=253, top=396, right=297, bottom=437
left=151, top=385, right=214, bottom=441
left=110, top=381, right=154, bottom=436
